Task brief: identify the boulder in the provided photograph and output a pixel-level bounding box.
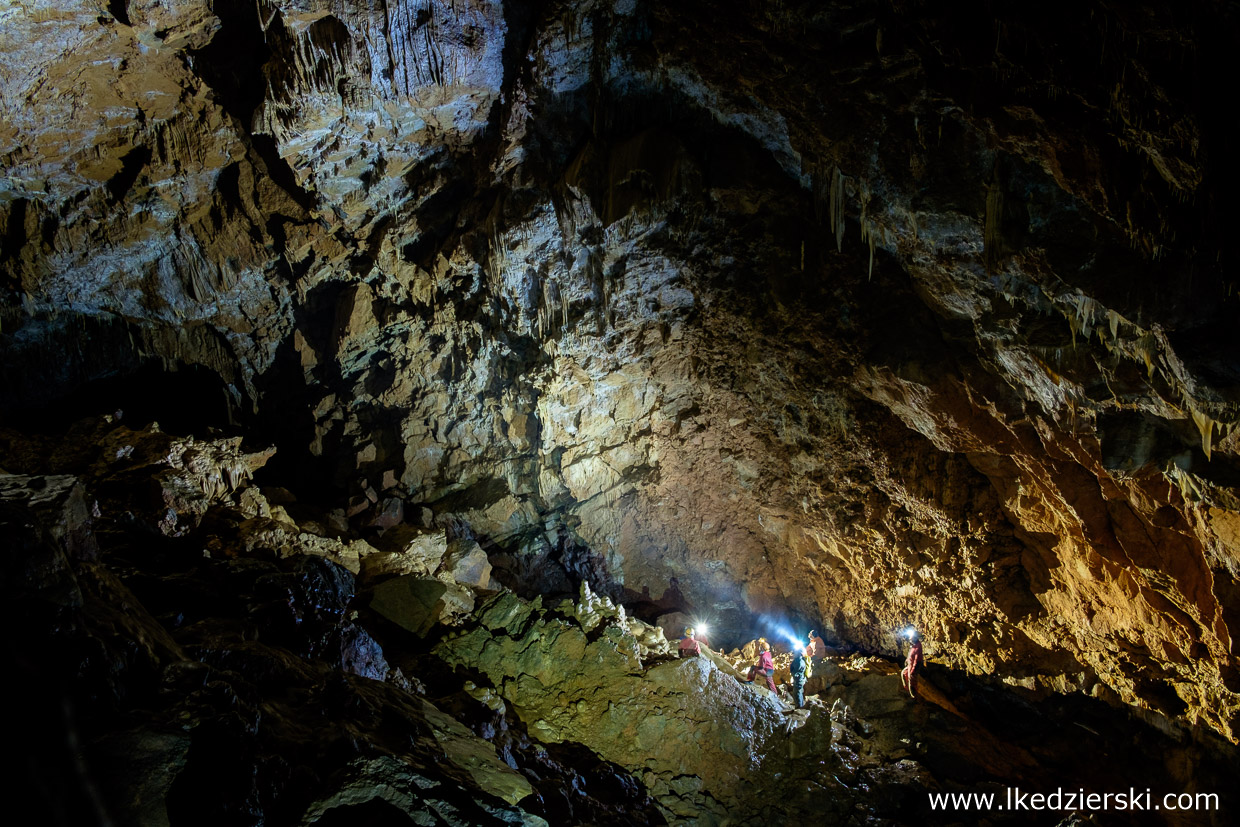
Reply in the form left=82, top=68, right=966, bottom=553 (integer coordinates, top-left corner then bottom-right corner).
left=367, top=496, right=404, bottom=530
left=443, top=539, right=493, bottom=590
left=363, top=526, right=448, bottom=582
left=92, top=729, right=191, bottom=827
left=238, top=518, right=375, bottom=575
left=370, top=576, right=449, bottom=637
left=297, top=756, right=544, bottom=827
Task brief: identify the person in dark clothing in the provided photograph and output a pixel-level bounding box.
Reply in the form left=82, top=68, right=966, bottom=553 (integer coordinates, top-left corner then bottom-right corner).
left=789, top=647, right=808, bottom=708
left=901, top=630, right=925, bottom=699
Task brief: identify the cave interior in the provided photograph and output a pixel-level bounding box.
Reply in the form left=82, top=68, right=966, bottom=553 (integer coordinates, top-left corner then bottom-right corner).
left=2, top=0, right=1239, bottom=824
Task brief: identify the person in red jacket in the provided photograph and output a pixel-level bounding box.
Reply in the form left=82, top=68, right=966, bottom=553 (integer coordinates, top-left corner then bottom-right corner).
left=678, top=627, right=701, bottom=658
left=901, top=629, right=925, bottom=699
left=745, top=639, right=777, bottom=693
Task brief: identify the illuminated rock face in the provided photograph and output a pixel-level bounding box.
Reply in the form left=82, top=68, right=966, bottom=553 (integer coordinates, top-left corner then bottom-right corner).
left=3, top=0, right=1239, bottom=741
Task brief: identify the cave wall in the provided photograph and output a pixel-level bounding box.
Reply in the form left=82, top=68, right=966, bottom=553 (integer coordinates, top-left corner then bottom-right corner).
left=3, top=0, right=1239, bottom=739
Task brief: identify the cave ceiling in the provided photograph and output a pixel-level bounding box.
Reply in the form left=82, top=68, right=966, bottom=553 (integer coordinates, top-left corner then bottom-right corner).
left=2, top=0, right=1239, bottom=741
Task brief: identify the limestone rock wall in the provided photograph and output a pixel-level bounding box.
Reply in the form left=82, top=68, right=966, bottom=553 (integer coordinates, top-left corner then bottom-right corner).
left=3, top=0, right=1239, bottom=741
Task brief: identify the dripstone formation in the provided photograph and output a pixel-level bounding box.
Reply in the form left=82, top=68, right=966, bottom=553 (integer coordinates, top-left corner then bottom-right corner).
left=3, top=1, right=1238, bottom=824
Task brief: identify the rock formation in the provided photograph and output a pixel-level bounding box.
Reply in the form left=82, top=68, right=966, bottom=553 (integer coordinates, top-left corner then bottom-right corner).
left=2, top=420, right=1237, bottom=823
left=3, top=0, right=1240, bottom=822
left=1, top=430, right=672, bottom=825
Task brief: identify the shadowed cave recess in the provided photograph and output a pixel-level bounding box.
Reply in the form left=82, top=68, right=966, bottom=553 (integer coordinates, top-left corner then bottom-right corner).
left=2, top=0, right=1239, bottom=824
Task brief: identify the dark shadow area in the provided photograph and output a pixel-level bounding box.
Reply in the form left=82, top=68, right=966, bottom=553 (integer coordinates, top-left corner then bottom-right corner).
left=0, top=311, right=245, bottom=437
left=485, top=522, right=620, bottom=604
left=187, top=0, right=272, bottom=127
left=3, top=361, right=240, bottom=437
left=105, top=146, right=151, bottom=204
left=1099, top=410, right=1240, bottom=488
left=311, top=800, right=426, bottom=827
left=912, top=663, right=1237, bottom=826
left=106, top=0, right=130, bottom=27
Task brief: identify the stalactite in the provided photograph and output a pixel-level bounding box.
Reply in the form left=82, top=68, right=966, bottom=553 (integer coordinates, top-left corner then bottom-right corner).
left=1167, top=462, right=1204, bottom=501
left=586, top=247, right=608, bottom=334
left=537, top=277, right=566, bottom=342
left=256, top=0, right=279, bottom=40
left=423, top=4, right=446, bottom=87
left=828, top=166, right=845, bottom=253
left=860, top=219, right=876, bottom=280
left=482, top=196, right=507, bottom=290
left=1137, top=332, right=1158, bottom=379
left=1191, top=407, right=1215, bottom=461
left=1068, top=293, right=1101, bottom=343
left=983, top=171, right=1003, bottom=272
left=857, top=183, right=876, bottom=279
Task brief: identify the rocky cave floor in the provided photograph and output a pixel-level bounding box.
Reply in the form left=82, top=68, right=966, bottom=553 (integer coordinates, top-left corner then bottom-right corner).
left=3, top=414, right=1235, bottom=826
